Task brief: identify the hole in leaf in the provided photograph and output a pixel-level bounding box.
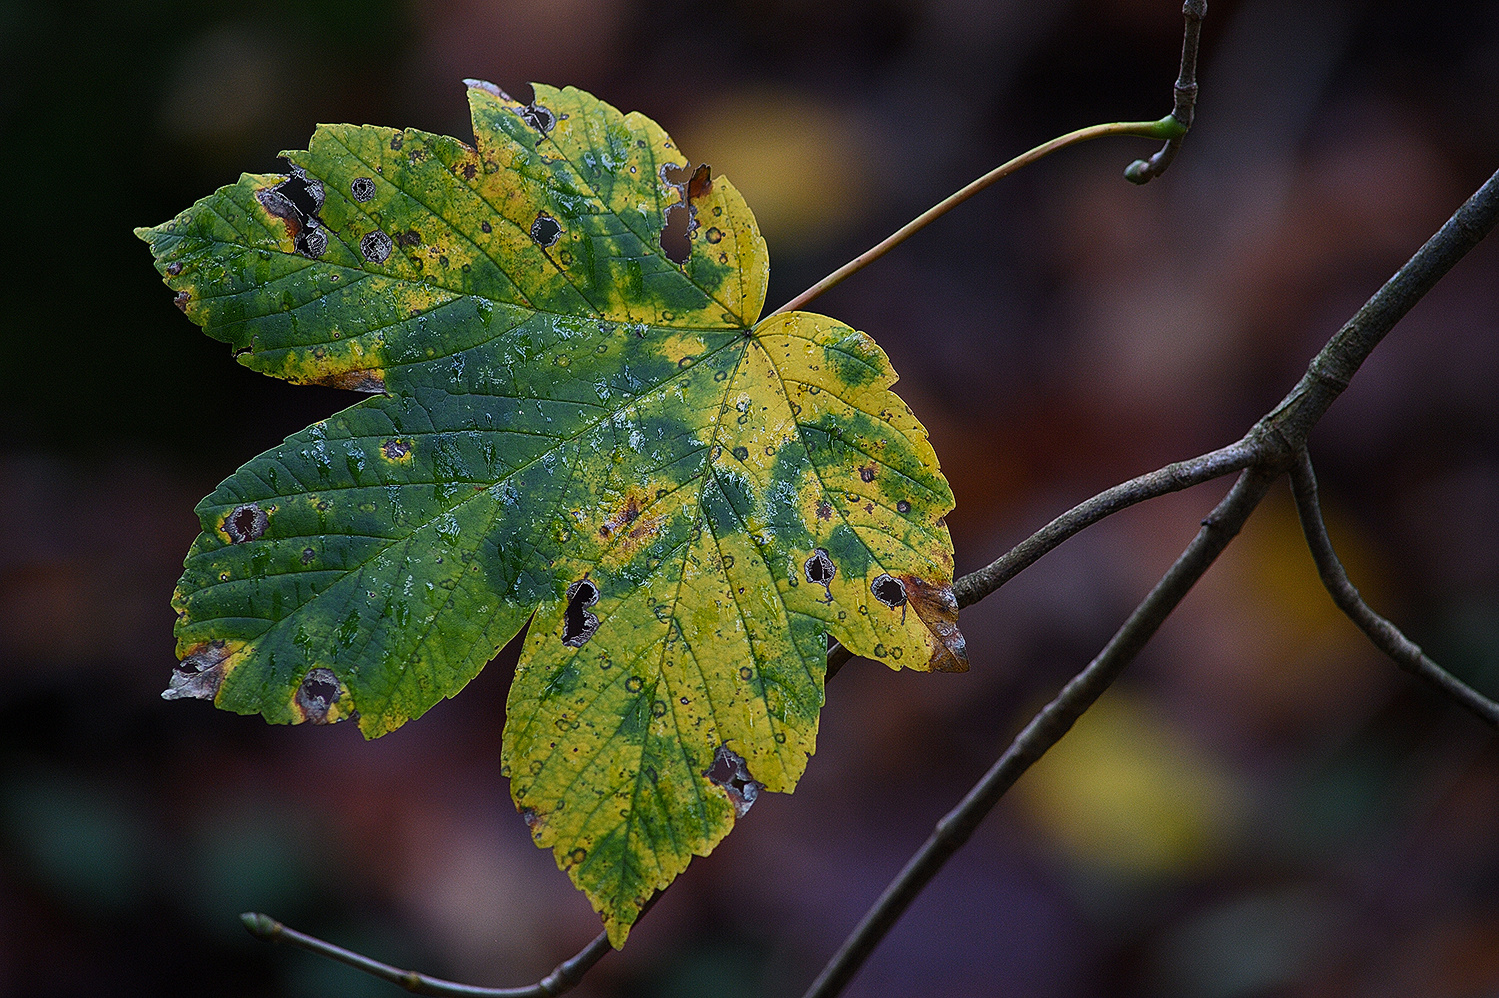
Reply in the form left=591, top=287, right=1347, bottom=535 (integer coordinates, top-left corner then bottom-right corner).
left=705, top=744, right=762, bottom=818
left=563, top=580, right=599, bottom=647
left=659, top=204, right=691, bottom=264
left=520, top=102, right=555, bottom=134
left=804, top=548, right=835, bottom=586
left=224, top=503, right=268, bottom=543
left=871, top=574, right=907, bottom=608
left=256, top=165, right=329, bottom=259
left=531, top=214, right=562, bottom=248
left=296, top=667, right=341, bottom=724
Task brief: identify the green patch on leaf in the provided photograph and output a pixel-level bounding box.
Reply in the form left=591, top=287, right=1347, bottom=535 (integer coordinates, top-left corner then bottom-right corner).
left=139, top=81, right=965, bottom=946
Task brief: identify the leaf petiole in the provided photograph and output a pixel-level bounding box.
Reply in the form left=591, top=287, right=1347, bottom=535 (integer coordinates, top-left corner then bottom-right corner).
left=769, top=115, right=1189, bottom=318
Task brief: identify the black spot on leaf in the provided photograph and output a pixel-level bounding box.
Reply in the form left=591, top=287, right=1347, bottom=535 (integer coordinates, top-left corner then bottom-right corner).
left=350, top=176, right=376, bottom=202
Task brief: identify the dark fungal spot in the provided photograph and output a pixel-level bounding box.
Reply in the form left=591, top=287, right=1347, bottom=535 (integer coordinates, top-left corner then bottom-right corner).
left=382, top=438, right=410, bottom=460
left=732, top=446, right=748, bottom=461
left=296, top=667, right=342, bottom=724
left=166, top=261, right=183, bottom=275
left=871, top=574, right=907, bottom=608
left=705, top=227, right=723, bottom=244
left=896, top=500, right=911, bottom=514
left=519, top=102, right=555, bottom=134
left=361, top=230, right=393, bottom=264
left=397, top=229, right=421, bottom=247
left=705, top=744, right=762, bottom=818
left=859, top=465, right=876, bottom=482
left=562, top=579, right=599, bottom=647
left=350, top=176, right=376, bottom=202
left=481, top=220, right=492, bottom=233
left=390, top=134, right=403, bottom=150
left=301, top=547, right=316, bottom=564
left=816, top=500, right=833, bottom=520
left=174, top=291, right=191, bottom=311
left=531, top=213, right=562, bottom=248
left=224, top=503, right=268, bottom=543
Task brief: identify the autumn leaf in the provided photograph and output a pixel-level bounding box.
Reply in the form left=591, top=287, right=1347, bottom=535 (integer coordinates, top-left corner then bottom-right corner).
left=137, top=81, right=965, bottom=945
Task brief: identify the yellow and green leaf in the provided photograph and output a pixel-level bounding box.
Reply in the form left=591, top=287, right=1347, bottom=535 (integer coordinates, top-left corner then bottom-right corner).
left=138, top=81, right=965, bottom=945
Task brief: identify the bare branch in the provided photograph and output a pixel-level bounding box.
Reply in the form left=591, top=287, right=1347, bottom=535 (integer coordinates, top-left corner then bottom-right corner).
left=1288, top=452, right=1499, bottom=727
left=1254, top=167, right=1499, bottom=455
left=805, top=157, right=1499, bottom=998
left=240, top=913, right=612, bottom=998
left=1125, top=0, right=1207, bottom=184
left=802, top=466, right=1280, bottom=998
left=954, top=440, right=1255, bottom=608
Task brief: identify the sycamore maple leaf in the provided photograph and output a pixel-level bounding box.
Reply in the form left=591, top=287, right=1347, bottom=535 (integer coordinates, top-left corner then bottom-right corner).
left=138, top=81, right=966, bottom=945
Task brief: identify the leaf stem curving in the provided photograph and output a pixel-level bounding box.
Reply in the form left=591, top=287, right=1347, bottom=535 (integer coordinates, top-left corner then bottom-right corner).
left=769, top=116, right=1186, bottom=318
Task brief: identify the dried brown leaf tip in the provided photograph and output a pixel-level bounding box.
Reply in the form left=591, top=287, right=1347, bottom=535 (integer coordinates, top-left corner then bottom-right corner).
left=163, top=640, right=233, bottom=701
left=894, top=574, right=968, bottom=673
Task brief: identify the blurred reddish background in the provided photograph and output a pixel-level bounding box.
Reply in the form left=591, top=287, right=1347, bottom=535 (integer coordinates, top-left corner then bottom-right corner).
left=2, top=0, right=1499, bottom=995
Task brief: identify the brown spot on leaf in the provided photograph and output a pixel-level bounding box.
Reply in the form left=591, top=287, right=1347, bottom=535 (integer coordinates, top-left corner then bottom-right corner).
left=859, top=464, right=876, bottom=482
left=256, top=186, right=303, bottom=239
left=174, top=291, right=191, bottom=311
left=816, top=500, right=833, bottom=520
left=312, top=368, right=386, bottom=393
left=166, top=261, right=183, bottom=275
left=382, top=438, right=411, bottom=461
left=686, top=163, right=712, bottom=202
left=462, top=161, right=477, bottom=180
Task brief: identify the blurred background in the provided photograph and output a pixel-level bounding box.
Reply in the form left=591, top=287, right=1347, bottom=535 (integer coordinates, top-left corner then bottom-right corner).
left=3, top=0, right=1499, bottom=994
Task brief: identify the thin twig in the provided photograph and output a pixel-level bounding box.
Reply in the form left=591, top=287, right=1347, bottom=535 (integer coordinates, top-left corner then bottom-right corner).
left=1125, top=0, right=1206, bottom=184
left=768, top=116, right=1185, bottom=318
left=954, top=440, right=1255, bottom=608
left=802, top=466, right=1280, bottom=998
left=1288, top=451, right=1499, bottom=727
left=240, top=913, right=611, bottom=997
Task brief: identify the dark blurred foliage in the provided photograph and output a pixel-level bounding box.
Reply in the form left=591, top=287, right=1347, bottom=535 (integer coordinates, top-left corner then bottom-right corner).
left=3, top=0, right=1499, bottom=995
